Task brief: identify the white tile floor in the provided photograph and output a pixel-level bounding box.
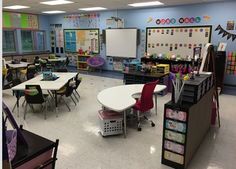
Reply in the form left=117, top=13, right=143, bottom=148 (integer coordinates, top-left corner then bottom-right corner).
left=2, top=74, right=236, bottom=169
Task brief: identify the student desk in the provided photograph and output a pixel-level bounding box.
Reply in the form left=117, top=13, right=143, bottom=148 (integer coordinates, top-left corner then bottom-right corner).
left=6, top=61, right=30, bottom=78
left=97, top=84, right=167, bottom=137
left=11, top=72, right=77, bottom=117
left=6, top=61, right=30, bottom=69
left=11, top=129, right=59, bottom=169
left=47, top=57, right=66, bottom=62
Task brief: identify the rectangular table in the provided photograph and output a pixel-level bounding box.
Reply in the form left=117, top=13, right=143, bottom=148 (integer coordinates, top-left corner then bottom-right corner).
left=6, top=61, right=31, bottom=78
left=6, top=61, right=30, bottom=69
left=12, top=72, right=77, bottom=117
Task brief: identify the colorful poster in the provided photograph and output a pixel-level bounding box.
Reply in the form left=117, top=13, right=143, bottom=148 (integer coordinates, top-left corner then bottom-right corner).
left=64, top=29, right=99, bottom=53
left=227, top=21, right=234, bottom=30
left=3, top=11, right=38, bottom=29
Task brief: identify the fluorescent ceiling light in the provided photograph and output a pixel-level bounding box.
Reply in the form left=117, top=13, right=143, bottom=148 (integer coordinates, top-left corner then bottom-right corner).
left=42, top=10, right=66, bottom=14
left=40, top=0, right=74, bottom=5
left=79, top=7, right=107, bottom=11
left=128, top=1, right=164, bottom=7
left=3, top=5, right=30, bottom=9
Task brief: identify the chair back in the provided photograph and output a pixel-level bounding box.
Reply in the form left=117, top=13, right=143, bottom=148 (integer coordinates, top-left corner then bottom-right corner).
left=65, top=79, right=75, bottom=97
left=65, top=57, right=70, bottom=66
left=21, top=58, right=27, bottom=62
left=74, top=73, right=82, bottom=89
left=26, top=65, right=37, bottom=80
left=139, top=81, right=158, bottom=112
left=25, top=85, right=44, bottom=104
left=12, top=79, right=24, bottom=98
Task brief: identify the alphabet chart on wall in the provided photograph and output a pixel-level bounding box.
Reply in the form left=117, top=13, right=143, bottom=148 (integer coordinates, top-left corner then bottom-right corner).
left=146, top=25, right=212, bottom=58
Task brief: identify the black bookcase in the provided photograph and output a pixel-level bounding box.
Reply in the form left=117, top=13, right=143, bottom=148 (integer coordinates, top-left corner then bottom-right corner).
left=215, top=51, right=226, bottom=93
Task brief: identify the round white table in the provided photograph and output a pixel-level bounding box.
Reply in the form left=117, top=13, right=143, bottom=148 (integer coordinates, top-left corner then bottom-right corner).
left=97, top=84, right=167, bottom=137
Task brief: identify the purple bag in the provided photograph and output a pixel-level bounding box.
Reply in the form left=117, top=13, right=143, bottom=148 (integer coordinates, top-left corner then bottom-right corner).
left=6, top=130, right=17, bottom=161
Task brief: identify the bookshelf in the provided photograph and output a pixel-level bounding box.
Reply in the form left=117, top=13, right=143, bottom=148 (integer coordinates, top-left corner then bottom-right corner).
left=77, top=55, right=93, bottom=71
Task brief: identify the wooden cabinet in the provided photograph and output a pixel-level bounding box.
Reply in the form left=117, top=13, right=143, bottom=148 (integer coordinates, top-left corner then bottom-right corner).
left=77, top=55, right=93, bottom=71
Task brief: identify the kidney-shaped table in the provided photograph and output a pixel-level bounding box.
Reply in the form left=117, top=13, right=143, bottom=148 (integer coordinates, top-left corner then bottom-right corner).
left=97, top=84, right=167, bottom=137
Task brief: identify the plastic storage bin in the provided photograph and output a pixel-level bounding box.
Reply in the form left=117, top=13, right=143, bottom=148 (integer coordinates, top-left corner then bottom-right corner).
left=98, top=110, right=123, bottom=136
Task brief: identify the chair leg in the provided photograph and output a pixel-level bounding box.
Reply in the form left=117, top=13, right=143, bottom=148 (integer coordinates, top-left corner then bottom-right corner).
left=73, top=92, right=79, bottom=102
left=70, top=96, right=77, bottom=106
left=48, top=90, right=54, bottom=99
left=144, top=116, right=155, bottom=127
left=75, top=90, right=80, bottom=98
left=61, top=97, right=71, bottom=111
left=12, top=102, right=17, bottom=112
left=137, top=111, right=142, bottom=131
left=44, top=102, right=47, bottom=120
left=22, top=99, right=26, bottom=107
left=24, top=103, right=28, bottom=120
left=29, top=104, right=35, bottom=113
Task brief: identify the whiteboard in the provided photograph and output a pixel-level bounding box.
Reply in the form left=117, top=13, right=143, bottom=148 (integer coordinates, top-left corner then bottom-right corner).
left=146, top=26, right=212, bottom=58
left=106, top=29, right=138, bottom=58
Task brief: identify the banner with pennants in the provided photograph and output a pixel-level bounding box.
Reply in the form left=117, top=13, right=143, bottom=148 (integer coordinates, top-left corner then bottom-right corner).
left=215, top=25, right=236, bottom=42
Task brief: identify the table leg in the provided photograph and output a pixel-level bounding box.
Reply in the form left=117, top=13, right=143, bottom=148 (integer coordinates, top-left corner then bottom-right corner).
left=54, top=91, right=58, bottom=117
left=16, top=91, right=20, bottom=117
left=155, top=94, right=157, bottom=115
left=123, top=110, right=127, bottom=138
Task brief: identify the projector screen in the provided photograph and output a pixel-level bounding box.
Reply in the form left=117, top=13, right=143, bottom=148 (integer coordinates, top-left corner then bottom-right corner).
left=105, top=29, right=138, bottom=58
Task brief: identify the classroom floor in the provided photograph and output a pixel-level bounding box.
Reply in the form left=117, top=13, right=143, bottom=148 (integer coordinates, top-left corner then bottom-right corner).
left=2, top=73, right=236, bottom=169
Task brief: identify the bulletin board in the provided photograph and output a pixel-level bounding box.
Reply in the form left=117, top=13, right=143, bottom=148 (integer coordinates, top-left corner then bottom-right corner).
left=146, top=25, right=212, bottom=58
left=64, top=29, right=99, bottom=53
left=3, top=11, right=38, bottom=29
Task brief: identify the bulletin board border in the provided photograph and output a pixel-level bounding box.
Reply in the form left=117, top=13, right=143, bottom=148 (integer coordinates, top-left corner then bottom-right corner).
left=145, top=25, right=212, bottom=53
left=63, top=28, right=100, bottom=54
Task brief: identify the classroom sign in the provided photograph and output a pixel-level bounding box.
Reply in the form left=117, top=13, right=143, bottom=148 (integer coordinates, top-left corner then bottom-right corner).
left=3, top=11, right=38, bottom=29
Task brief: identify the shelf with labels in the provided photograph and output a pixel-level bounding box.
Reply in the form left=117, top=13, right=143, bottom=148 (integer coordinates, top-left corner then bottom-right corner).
left=161, top=84, right=214, bottom=169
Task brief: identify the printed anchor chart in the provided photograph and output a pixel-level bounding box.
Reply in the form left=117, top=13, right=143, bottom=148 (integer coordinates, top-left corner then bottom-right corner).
left=146, top=26, right=212, bottom=58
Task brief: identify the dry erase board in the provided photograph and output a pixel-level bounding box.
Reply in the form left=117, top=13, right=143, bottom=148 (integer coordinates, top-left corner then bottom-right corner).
left=106, top=29, right=138, bottom=58
left=146, top=25, right=212, bottom=58
left=64, top=29, right=99, bottom=53
left=3, top=11, right=38, bottom=29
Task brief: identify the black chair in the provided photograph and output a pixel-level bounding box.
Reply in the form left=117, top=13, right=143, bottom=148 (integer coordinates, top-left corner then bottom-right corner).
left=12, top=79, right=25, bottom=114
left=2, top=69, right=13, bottom=90
left=24, top=85, right=49, bottom=119
left=21, top=58, right=27, bottom=62
left=26, top=65, right=37, bottom=80
left=73, top=73, right=82, bottom=99
left=56, top=79, right=77, bottom=111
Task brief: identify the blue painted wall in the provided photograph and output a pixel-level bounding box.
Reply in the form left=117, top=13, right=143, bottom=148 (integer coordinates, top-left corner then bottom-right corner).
left=14, top=15, right=51, bottom=53
left=38, top=15, right=51, bottom=51
left=46, top=1, right=236, bottom=85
